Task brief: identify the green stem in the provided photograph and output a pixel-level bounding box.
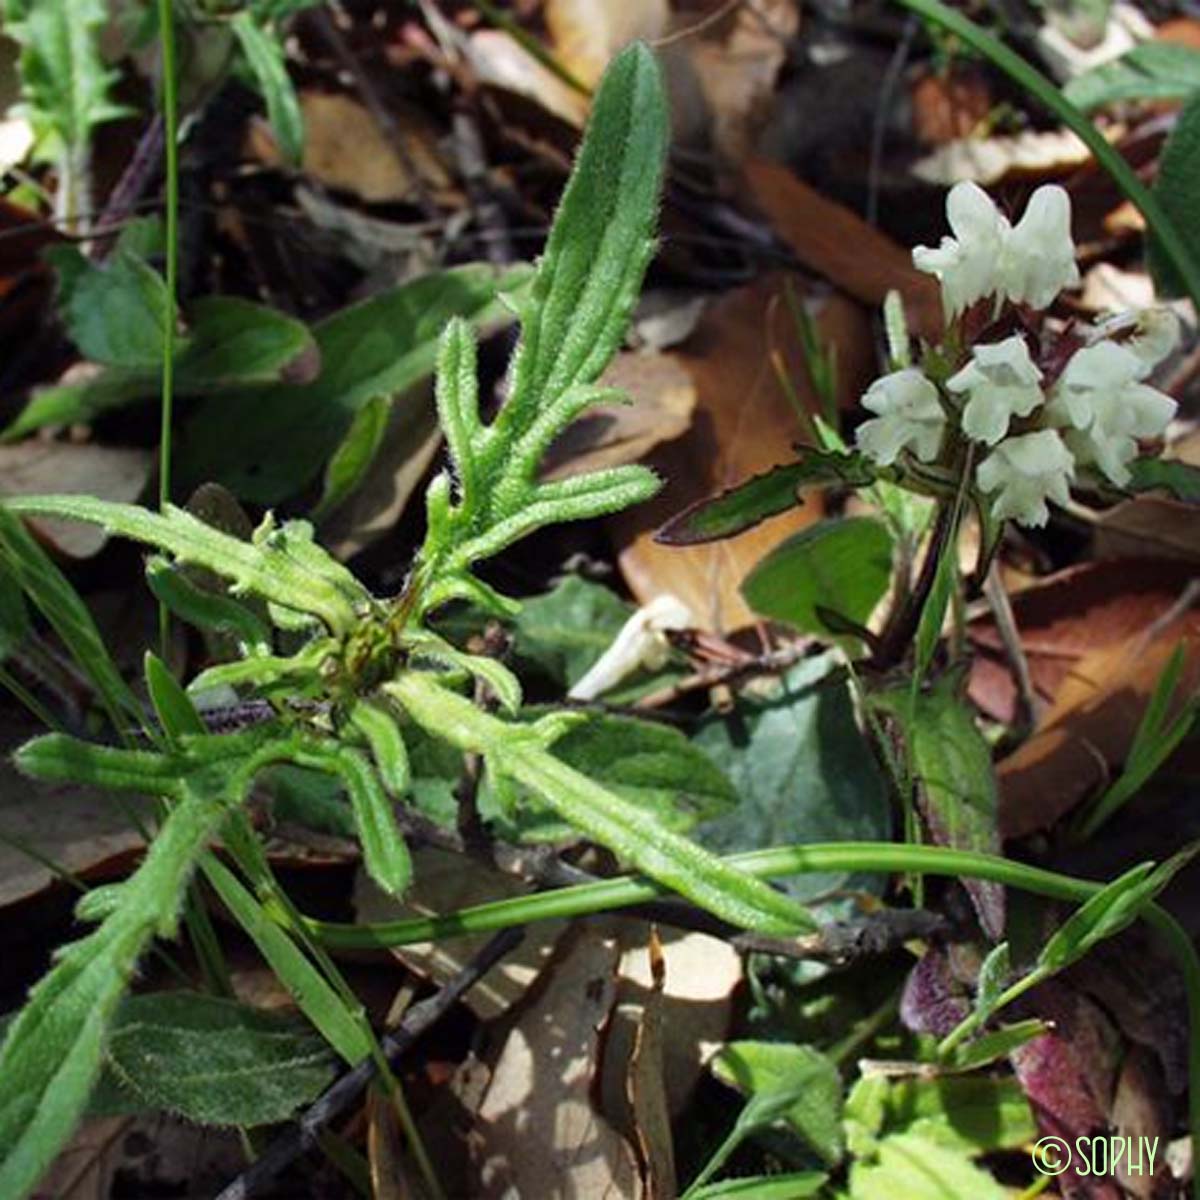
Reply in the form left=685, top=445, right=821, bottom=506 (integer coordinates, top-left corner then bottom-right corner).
left=155, top=0, right=180, bottom=658
left=937, top=967, right=1048, bottom=1058
left=894, top=0, right=1200, bottom=310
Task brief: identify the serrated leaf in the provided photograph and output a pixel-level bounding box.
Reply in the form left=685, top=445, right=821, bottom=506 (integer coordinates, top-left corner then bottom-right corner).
left=94, top=991, right=335, bottom=1125
left=849, top=1132, right=1007, bottom=1199
left=0, top=772, right=245, bottom=1199
left=3, top=496, right=362, bottom=633
left=655, top=451, right=876, bottom=545
left=482, top=709, right=738, bottom=841
left=713, top=1041, right=844, bottom=1166
left=741, top=516, right=893, bottom=640
left=181, top=264, right=529, bottom=503
left=232, top=12, right=304, bottom=165
left=1064, top=42, right=1200, bottom=111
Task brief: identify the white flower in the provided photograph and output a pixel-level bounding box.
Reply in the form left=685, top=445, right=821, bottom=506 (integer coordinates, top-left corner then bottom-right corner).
left=913, top=181, right=1080, bottom=316
left=977, top=429, right=1075, bottom=528
left=1090, top=307, right=1181, bottom=376
left=1047, top=340, right=1177, bottom=486
left=855, top=368, right=946, bottom=466
left=999, top=185, right=1080, bottom=310
left=569, top=595, right=691, bottom=701
left=946, top=335, right=1044, bottom=446
left=913, top=181, right=1009, bottom=317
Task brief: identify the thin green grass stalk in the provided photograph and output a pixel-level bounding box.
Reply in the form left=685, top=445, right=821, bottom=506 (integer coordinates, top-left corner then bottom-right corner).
left=895, top=0, right=1200, bottom=310
left=156, top=0, right=180, bottom=656
left=0, top=665, right=63, bottom=733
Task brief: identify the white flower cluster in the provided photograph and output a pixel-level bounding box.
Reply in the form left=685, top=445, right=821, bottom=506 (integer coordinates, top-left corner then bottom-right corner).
left=855, top=182, right=1179, bottom=527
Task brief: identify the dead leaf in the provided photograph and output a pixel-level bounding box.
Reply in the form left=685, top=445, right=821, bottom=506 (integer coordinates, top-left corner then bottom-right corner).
left=909, top=66, right=992, bottom=147
left=611, top=275, right=875, bottom=631
left=368, top=1089, right=418, bottom=1200
left=0, top=441, right=151, bottom=557
left=470, top=920, right=642, bottom=1199
left=968, top=559, right=1198, bottom=723
left=545, top=0, right=670, bottom=88
left=541, top=349, right=696, bottom=481
left=680, top=0, right=800, bottom=162
left=353, top=848, right=567, bottom=1022
left=998, top=620, right=1200, bottom=837
left=743, top=157, right=943, bottom=339
left=464, top=30, right=590, bottom=128
left=1094, top=498, right=1200, bottom=564
left=251, top=93, right=451, bottom=203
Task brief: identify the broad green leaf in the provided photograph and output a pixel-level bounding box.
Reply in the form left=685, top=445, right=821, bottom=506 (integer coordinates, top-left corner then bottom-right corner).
left=875, top=678, right=1002, bottom=939
left=389, top=671, right=817, bottom=933
left=94, top=991, right=335, bottom=1125
left=688, top=1175, right=826, bottom=1200
left=200, top=853, right=371, bottom=1065
left=1126, top=456, right=1200, bottom=503
left=655, top=452, right=876, bottom=546
left=4, top=297, right=316, bottom=439
left=712, top=1041, right=844, bottom=1166
left=2, top=496, right=363, bottom=634
left=1149, top=89, right=1200, bottom=297
left=313, top=393, right=391, bottom=520
left=181, top=263, right=529, bottom=503
left=741, top=517, right=893, bottom=640
left=868, top=1075, right=1036, bottom=1155
left=849, top=1132, right=1006, bottom=1199
left=0, top=773, right=243, bottom=1199
left=2, top=0, right=130, bottom=165
left=482, top=710, right=738, bottom=841
left=232, top=12, right=304, bottom=164
left=47, top=246, right=177, bottom=369
left=0, top=505, right=142, bottom=728
left=510, top=575, right=635, bottom=688
left=695, top=654, right=890, bottom=902
left=1064, top=42, right=1200, bottom=111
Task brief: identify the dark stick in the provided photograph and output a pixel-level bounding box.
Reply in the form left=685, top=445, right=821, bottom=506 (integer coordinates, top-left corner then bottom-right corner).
left=213, top=926, right=524, bottom=1200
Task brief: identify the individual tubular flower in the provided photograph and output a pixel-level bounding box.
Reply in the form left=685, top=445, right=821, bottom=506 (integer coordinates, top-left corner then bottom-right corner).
left=946, top=335, right=1044, bottom=446
left=913, top=181, right=1009, bottom=317
left=1047, top=340, right=1177, bottom=486
left=855, top=368, right=946, bottom=466
left=977, top=429, right=1075, bottom=528
left=999, top=185, right=1080, bottom=310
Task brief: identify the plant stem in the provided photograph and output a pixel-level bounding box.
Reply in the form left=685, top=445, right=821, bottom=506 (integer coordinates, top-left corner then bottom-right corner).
left=895, top=0, right=1200, bottom=310
left=155, top=0, right=180, bottom=658
left=937, top=967, right=1048, bottom=1058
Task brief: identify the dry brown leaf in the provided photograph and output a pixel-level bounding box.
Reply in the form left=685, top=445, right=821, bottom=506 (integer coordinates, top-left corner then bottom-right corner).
left=470, top=920, right=642, bottom=1199
left=252, top=93, right=451, bottom=203
left=542, top=349, right=696, bottom=481
left=545, top=0, right=670, bottom=88
left=743, top=157, right=943, bottom=339
left=679, top=0, right=800, bottom=162
left=611, top=274, right=875, bottom=631
left=1094, top=497, right=1200, bottom=564
left=968, top=559, right=1198, bottom=723
left=909, top=67, right=992, bottom=147
left=998, top=620, right=1200, bottom=837
left=367, top=1089, right=418, bottom=1200
left=464, top=30, right=590, bottom=128
left=0, top=441, right=151, bottom=557
left=353, top=848, right=567, bottom=1021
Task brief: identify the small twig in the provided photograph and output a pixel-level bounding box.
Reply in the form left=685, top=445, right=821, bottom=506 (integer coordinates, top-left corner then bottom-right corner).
left=983, top=557, right=1040, bottom=729
left=213, top=927, right=524, bottom=1200
left=90, top=115, right=165, bottom=262
left=634, top=640, right=812, bottom=709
